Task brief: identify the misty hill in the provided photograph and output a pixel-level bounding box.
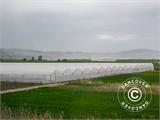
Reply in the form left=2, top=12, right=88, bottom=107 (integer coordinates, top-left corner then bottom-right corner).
left=0, top=49, right=109, bottom=60
left=0, top=48, right=160, bottom=60
left=113, top=49, right=160, bottom=59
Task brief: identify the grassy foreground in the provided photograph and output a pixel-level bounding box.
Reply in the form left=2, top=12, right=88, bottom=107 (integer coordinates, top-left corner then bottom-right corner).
left=1, top=71, right=160, bottom=119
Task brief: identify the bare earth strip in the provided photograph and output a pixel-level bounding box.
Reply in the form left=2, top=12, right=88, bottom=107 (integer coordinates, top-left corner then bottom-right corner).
left=94, top=84, right=160, bottom=94
left=0, top=82, right=42, bottom=91
left=0, top=82, right=67, bottom=94
left=1, top=82, right=159, bottom=95
left=62, top=83, right=160, bottom=95
left=151, top=85, right=160, bottom=94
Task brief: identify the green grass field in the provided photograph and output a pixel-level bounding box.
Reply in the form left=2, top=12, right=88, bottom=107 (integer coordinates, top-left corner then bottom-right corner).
left=1, top=70, right=159, bottom=119
left=69, top=70, right=159, bottom=85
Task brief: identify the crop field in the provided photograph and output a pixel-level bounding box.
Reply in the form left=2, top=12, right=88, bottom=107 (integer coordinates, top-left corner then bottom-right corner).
left=1, top=70, right=159, bottom=119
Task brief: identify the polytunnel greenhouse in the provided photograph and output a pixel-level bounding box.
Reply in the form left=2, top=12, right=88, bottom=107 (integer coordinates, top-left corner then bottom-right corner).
left=0, top=63, right=154, bottom=83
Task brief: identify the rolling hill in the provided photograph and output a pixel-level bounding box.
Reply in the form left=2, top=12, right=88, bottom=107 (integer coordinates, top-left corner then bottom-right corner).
left=0, top=48, right=160, bottom=60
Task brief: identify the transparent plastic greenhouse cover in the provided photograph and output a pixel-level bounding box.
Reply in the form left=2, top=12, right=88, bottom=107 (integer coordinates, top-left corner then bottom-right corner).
left=0, top=63, right=154, bottom=83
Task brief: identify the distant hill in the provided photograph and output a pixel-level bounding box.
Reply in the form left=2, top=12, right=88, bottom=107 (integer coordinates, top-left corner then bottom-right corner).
left=113, top=49, right=160, bottom=59
left=0, top=49, right=109, bottom=60
left=0, top=48, right=160, bottom=60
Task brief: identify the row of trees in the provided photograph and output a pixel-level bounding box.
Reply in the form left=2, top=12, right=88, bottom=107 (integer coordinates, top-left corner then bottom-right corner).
left=23, top=56, right=43, bottom=61
left=22, top=57, right=92, bottom=62
left=153, top=61, right=160, bottom=70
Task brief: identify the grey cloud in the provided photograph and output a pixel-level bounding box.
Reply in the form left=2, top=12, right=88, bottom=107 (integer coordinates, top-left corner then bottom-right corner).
left=1, top=0, right=160, bottom=52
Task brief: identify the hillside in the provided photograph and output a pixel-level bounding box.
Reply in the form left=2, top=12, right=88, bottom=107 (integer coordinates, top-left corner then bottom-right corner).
left=0, top=48, right=160, bottom=60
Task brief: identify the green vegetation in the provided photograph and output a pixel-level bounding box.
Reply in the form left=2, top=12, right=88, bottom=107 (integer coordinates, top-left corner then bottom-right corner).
left=1, top=71, right=159, bottom=119
left=153, top=61, right=160, bottom=70
left=38, top=55, right=43, bottom=61
left=1, top=58, right=159, bottom=63
left=69, top=70, right=159, bottom=85
left=0, top=58, right=92, bottom=63
left=1, top=87, right=159, bottom=119
left=115, top=59, right=159, bottom=63
left=31, top=57, right=35, bottom=61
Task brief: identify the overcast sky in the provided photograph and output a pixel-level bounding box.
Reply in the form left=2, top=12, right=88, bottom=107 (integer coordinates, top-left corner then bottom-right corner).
left=0, top=0, right=160, bottom=52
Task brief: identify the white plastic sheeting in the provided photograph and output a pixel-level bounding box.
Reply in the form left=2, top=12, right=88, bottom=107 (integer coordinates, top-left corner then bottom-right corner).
left=0, top=63, right=154, bottom=83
